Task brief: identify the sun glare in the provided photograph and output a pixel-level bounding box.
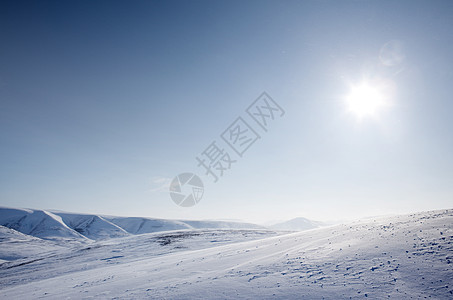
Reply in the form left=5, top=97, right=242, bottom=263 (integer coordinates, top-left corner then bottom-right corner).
left=346, top=82, right=387, bottom=119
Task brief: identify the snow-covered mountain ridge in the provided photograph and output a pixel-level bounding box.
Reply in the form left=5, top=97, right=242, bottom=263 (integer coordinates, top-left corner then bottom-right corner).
left=0, top=208, right=451, bottom=299
left=269, top=217, right=325, bottom=231
left=0, top=207, right=263, bottom=241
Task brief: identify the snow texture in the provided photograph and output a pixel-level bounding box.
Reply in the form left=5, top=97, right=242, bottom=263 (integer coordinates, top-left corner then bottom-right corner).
left=0, top=208, right=452, bottom=299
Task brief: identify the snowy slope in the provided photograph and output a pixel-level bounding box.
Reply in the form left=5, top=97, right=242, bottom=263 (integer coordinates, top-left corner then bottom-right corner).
left=0, top=229, right=282, bottom=291
left=0, top=207, right=86, bottom=240
left=0, top=209, right=451, bottom=299
left=0, top=225, right=84, bottom=263
left=106, top=217, right=194, bottom=234
left=57, top=213, right=129, bottom=240
left=183, top=220, right=263, bottom=230
left=269, top=217, right=324, bottom=231
left=0, top=207, right=264, bottom=241
left=106, top=217, right=263, bottom=235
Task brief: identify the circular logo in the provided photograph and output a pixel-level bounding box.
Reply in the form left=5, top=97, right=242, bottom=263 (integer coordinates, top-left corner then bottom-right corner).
left=169, top=173, right=204, bottom=207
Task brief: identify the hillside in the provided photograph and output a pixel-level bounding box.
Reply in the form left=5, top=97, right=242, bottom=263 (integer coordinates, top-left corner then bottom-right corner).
left=0, top=209, right=451, bottom=299
left=0, top=207, right=263, bottom=241
left=269, top=217, right=325, bottom=231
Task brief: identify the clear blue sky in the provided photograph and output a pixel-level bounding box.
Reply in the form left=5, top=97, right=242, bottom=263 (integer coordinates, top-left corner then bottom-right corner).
left=1, top=0, right=452, bottom=223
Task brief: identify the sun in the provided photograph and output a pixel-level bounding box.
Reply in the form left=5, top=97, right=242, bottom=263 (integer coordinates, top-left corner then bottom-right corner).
left=346, top=82, right=387, bottom=118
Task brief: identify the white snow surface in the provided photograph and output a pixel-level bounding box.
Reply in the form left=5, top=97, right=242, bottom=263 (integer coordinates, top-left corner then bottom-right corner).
left=0, top=207, right=263, bottom=242
left=269, top=217, right=325, bottom=231
left=0, top=209, right=452, bottom=299
left=0, top=207, right=86, bottom=240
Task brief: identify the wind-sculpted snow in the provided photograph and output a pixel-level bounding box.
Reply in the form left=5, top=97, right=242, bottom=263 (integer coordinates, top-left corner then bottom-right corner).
left=0, top=226, right=64, bottom=262
left=0, top=229, right=282, bottom=291
left=0, top=209, right=451, bottom=299
left=0, top=225, right=88, bottom=264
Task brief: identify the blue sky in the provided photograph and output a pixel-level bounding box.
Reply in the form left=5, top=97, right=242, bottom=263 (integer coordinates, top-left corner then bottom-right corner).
left=1, top=0, right=452, bottom=223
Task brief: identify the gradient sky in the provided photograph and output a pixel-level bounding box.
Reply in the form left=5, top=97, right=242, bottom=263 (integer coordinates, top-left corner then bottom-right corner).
left=1, top=0, right=452, bottom=223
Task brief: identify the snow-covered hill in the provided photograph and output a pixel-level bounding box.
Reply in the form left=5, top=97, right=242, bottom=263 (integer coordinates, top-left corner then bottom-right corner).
left=0, top=208, right=86, bottom=240
left=57, top=213, right=130, bottom=240
left=105, top=216, right=192, bottom=234
left=0, top=208, right=451, bottom=299
left=0, top=226, right=68, bottom=263
left=0, top=207, right=263, bottom=241
left=269, top=217, right=325, bottom=231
